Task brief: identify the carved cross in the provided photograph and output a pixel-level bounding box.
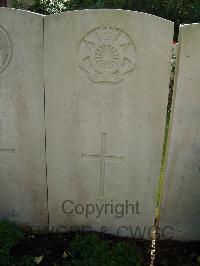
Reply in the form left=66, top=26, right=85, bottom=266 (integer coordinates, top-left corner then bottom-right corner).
left=82, top=133, right=124, bottom=198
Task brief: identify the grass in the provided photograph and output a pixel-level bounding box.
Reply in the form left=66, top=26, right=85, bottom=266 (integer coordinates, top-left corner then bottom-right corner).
left=155, top=44, right=176, bottom=220
left=156, top=113, right=171, bottom=213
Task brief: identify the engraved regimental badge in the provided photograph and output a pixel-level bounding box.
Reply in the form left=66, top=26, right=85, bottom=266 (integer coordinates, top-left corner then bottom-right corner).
left=78, top=24, right=136, bottom=84
left=0, top=26, right=12, bottom=73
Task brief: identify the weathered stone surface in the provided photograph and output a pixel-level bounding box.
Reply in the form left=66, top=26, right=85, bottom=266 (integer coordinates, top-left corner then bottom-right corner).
left=0, top=8, right=47, bottom=229
left=45, top=10, right=173, bottom=238
left=160, top=24, right=200, bottom=241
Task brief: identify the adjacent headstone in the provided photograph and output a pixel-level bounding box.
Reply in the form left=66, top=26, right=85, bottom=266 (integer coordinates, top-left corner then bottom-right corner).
left=45, top=10, right=173, bottom=238
left=159, top=24, right=200, bottom=241
left=0, top=8, right=47, bottom=229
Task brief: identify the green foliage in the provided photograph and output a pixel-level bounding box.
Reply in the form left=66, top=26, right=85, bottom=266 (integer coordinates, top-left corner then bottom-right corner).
left=13, top=0, right=65, bottom=14
left=12, top=0, right=200, bottom=40
left=0, top=220, right=35, bottom=266
left=13, top=0, right=200, bottom=26
left=0, top=221, right=141, bottom=265
left=68, top=233, right=141, bottom=265
left=14, top=255, right=36, bottom=266
left=0, top=220, right=24, bottom=249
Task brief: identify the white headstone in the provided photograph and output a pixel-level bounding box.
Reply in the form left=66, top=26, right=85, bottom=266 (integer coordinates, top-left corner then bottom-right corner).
left=0, top=8, right=47, bottom=229
left=45, top=10, right=173, bottom=238
left=160, top=24, right=200, bottom=241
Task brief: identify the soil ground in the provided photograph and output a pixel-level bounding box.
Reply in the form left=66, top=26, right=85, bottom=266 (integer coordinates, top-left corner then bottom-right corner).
left=11, top=232, right=200, bottom=265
